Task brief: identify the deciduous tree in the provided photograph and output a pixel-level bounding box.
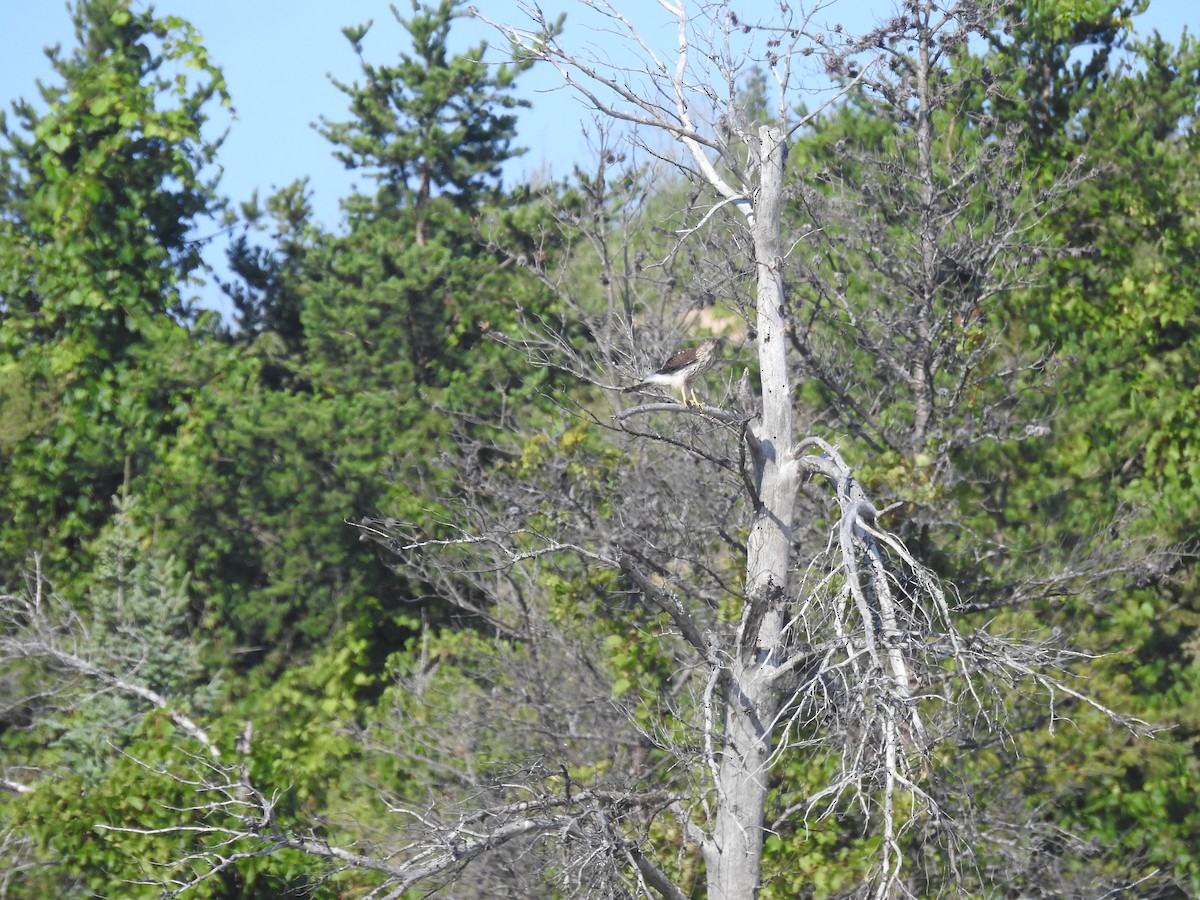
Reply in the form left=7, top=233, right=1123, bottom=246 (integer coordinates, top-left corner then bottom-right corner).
left=0, top=0, right=228, bottom=578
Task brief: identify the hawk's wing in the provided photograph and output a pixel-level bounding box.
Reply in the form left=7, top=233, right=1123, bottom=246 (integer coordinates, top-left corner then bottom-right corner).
left=655, top=345, right=701, bottom=376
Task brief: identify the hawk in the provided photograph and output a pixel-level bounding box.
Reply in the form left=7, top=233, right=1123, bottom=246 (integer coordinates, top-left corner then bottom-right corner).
left=624, top=337, right=723, bottom=408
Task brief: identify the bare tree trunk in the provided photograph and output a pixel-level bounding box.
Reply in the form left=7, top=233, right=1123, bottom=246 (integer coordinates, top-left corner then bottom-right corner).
left=706, top=124, right=796, bottom=900
left=911, top=3, right=938, bottom=449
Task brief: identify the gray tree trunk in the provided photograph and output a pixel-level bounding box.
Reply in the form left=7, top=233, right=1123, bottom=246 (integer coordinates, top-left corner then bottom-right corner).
left=705, top=124, right=798, bottom=900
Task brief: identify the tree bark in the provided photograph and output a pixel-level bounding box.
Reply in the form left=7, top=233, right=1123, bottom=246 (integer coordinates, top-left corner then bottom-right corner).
left=705, top=124, right=798, bottom=900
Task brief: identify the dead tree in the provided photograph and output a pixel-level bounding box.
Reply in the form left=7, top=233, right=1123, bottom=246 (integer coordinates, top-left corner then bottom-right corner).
left=390, top=1, right=1152, bottom=897
left=469, top=2, right=955, bottom=896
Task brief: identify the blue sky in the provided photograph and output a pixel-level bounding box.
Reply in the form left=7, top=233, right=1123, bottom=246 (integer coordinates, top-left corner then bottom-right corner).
left=2, top=0, right=1195, bottom=311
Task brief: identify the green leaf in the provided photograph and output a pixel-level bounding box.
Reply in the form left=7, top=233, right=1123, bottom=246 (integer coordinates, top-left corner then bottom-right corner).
left=44, top=132, right=70, bottom=154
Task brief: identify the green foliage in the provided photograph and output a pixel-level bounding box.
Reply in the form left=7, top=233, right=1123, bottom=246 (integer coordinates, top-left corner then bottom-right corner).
left=0, top=501, right=384, bottom=896
left=145, top=339, right=418, bottom=669
left=979, top=0, right=1146, bottom=157
left=0, top=496, right=224, bottom=896
left=308, top=0, right=552, bottom=394
left=1037, top=30, right=1200, bottom=523
left=12, top=710, right=331, bottom=898
left=777, top=5, right=1200, bottom=891
left=760, top=823, right=876, bottom=899
left=196, top=0, right=563, bottom=666
left=51, top=495, right=209, bottom=782
left=0, top=0, right=228, bottom=578
left=223, top=180, right=314, bottom=352
left=957, top=15, right=1200, bottom=891
left=320, top=0, right=535, bottom=245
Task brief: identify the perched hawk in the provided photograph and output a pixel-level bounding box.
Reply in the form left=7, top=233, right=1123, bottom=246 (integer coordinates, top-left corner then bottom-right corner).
left=624, top=337, right=723, bottom=408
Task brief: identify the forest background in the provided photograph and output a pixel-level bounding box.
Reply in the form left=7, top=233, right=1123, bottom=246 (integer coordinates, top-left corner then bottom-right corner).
left=0, top=0, right=1199, bottom=896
